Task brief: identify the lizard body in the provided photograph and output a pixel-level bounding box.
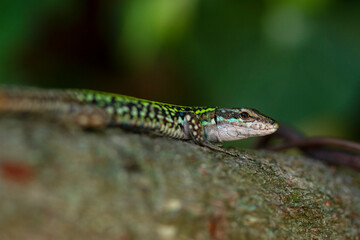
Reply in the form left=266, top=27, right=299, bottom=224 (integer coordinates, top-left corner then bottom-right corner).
left=0, top=87, right=279, bottom=156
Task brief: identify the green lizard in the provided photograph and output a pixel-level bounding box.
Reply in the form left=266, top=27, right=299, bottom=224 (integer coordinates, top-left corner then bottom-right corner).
left=0, top=87, right=279, bottom=156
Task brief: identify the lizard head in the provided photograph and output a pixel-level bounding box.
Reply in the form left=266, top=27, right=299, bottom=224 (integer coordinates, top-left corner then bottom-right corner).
left=203, top=107, right=279, bottom=142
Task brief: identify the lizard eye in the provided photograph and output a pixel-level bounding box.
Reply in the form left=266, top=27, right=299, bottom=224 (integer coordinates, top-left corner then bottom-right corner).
left=240, top=112, right=249, bottom=120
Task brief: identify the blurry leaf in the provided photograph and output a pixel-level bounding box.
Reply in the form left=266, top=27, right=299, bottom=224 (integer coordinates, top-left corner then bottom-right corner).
left=262, top=3, right=309, bottom=48
left=121, top=0, right=198, bottom=67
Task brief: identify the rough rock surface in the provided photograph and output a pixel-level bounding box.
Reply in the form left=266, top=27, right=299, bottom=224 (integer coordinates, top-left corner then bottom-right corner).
left=0, top=115, right=359, bottom=239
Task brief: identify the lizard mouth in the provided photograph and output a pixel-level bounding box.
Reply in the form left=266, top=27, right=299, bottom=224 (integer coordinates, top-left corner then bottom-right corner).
left=249, top=122, right=279, bottom=131
left=244, top=121, right=279, bottom=137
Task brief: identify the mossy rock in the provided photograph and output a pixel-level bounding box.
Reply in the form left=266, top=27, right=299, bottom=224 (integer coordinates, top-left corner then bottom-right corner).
left=0, top=116, right=359, bottom=239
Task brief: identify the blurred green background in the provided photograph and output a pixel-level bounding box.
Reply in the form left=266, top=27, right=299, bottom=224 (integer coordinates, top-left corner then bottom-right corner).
left=1, top=0, right=360, bottom=145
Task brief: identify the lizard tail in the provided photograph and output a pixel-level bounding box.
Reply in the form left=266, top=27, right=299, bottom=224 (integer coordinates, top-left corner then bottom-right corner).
left=0, top=87, right=110, bottom=128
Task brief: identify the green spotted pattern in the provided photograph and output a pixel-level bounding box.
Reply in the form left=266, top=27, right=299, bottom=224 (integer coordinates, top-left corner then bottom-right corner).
left=71, top=89, right=216, bottom=140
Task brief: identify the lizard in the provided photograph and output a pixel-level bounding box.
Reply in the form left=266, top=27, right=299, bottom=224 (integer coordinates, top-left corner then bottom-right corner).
left=0, top=87, right=279, bottom=156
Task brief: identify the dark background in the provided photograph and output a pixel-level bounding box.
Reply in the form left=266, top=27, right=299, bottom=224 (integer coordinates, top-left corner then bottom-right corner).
left=1, top=0, right=359, bottom=146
